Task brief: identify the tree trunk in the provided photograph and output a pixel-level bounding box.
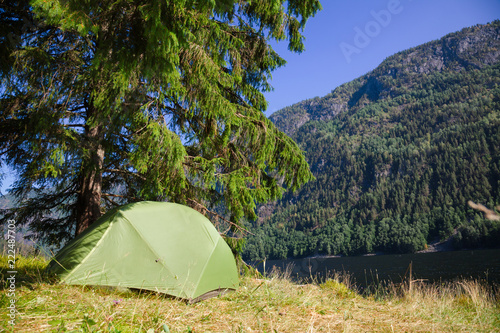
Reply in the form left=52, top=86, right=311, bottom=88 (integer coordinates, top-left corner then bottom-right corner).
left=75, top=120, right=105, bottom=236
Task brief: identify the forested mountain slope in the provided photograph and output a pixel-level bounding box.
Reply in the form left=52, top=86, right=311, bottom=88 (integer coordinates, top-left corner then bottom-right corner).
left=243, top=21, right=500, bottom=260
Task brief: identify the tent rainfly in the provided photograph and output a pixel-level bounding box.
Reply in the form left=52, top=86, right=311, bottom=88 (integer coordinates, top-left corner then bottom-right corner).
left=47, top=201, right=239, bottom=302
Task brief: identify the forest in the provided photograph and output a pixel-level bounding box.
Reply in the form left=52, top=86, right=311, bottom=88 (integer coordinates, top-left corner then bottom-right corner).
left=243, top=21, right=500, bottom=261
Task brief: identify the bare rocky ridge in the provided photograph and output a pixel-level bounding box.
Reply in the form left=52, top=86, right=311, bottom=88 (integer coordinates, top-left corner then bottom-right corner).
left=270, top=21, right=500, bottom=137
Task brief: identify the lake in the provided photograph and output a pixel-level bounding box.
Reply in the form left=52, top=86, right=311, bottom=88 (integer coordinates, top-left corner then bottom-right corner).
left=256, top=249, right=500, bottom=288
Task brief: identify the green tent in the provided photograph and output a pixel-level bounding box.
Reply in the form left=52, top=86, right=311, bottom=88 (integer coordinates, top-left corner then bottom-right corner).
left=47, top=201, right=239, bottom=302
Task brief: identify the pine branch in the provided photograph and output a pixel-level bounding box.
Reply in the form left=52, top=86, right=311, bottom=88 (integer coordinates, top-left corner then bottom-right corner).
left=102, top=193, right=140, bottom=201
left=187, top=198, right=255, bottom=236
left=105, top=168, right=147, bottom=181
left=102, top=195, right=120, bottom=207
left=63, top=124, right=85, bottom=128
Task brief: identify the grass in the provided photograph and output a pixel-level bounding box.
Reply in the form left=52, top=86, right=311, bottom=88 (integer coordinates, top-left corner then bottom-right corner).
left=1, top=255, right=499, bottom=332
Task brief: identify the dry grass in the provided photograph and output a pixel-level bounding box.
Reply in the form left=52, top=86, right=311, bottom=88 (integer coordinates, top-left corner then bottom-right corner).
left=1, top=255, right=499, bottom=332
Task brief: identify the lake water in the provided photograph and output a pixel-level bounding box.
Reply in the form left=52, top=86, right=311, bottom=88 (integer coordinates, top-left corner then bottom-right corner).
left=256, top=249, right=500, bottom=288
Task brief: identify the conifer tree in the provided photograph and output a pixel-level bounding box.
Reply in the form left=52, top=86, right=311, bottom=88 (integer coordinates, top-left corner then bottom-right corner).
left=0, top=0, right=320, bottom=244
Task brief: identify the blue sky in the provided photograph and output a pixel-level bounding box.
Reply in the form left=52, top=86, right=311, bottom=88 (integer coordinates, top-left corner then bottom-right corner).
left=2, top=0, right=500, bottom=193
left=263, top=0, right=500, bottom=116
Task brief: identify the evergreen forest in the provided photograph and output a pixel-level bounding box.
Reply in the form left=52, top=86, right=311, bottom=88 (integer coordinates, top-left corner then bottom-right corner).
left=243, top=21, right=500, bottom=261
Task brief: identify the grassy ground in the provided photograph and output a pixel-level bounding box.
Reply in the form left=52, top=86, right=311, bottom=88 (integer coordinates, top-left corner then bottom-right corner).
left=1, top=255, right=499, bottom=332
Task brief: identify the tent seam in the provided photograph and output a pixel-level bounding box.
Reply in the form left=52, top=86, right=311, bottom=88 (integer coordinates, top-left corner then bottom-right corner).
left=62, top=217, right=115, bottom=283
left=192, top=236, right=220, bottom=299
left=120, top=211, right=177, bottom=286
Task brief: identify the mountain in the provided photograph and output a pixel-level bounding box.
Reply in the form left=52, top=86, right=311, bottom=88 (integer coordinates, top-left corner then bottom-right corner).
left=0, top=192, right=15, bottom=210
left=243, top=21, right=500, bottom=261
